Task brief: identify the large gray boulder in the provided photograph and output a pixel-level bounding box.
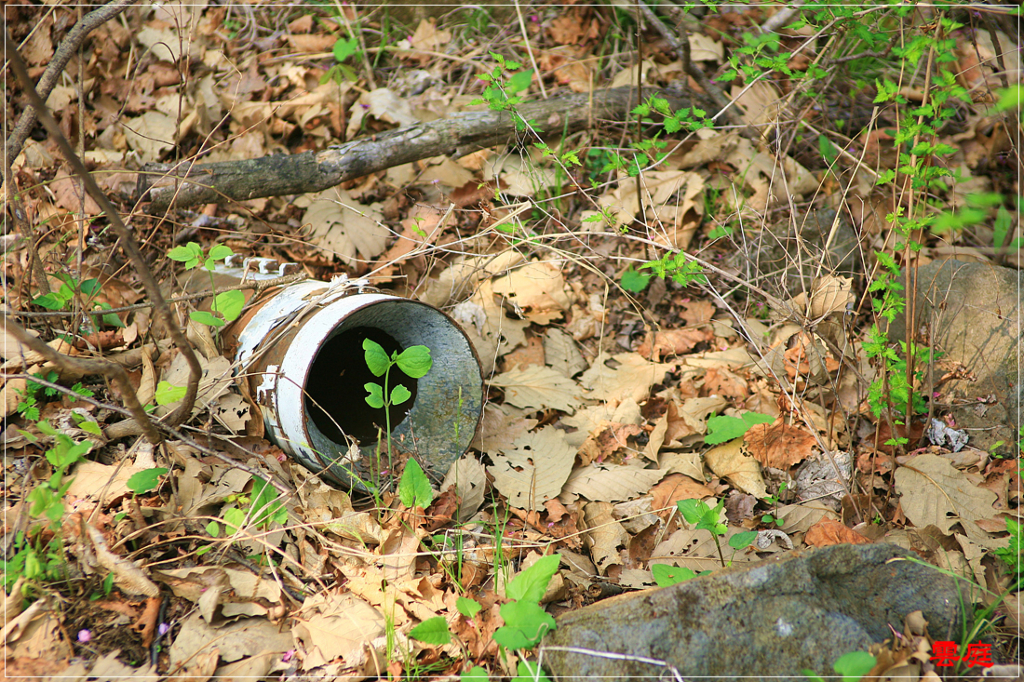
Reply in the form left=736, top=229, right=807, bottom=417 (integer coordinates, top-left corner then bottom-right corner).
left=541, top=544, right=961, bottom=681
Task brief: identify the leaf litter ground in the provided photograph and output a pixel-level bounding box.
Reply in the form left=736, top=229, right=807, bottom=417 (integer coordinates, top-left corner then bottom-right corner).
left=2, top=2, right=1021, bottom=679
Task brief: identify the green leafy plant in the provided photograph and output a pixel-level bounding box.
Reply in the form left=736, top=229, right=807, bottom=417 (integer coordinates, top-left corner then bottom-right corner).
left=32, top=273, right=124, bottom=329
left=650, top=563, right=710, bottom=587
left=208, top=475, right=288, bottom=541
left=2, top=421, right=93, bottom=591
left=362, top=338, right=432, bottom=466
left=676, top=498, right=755, bottom=567
left=398, top=458, right=433, bottom=509
left=473, top=52, right=534, bottom=131
left=127, top=468, right=168, bottom=495
left=620, top=266, right=652, bottom=294
left=493, top=554, right=560, bottom=650
left=167, top=242, right=244, bottom=328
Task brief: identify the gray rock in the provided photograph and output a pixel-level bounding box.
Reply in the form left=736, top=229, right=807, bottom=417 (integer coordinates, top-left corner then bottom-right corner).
left=541, top=544, right=960, bottom=681
left=884, top=259, right=1023, bottom=455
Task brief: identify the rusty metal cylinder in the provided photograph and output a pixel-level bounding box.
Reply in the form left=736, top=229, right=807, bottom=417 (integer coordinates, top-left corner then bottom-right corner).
left=232, top=276, right=482, bottom=491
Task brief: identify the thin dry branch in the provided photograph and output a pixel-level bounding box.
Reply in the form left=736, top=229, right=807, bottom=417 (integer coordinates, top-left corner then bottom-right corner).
left=3, top=27, right=202, bottom=432
left=2, top=315, right=161, bottom=445
left=2, top=0, right=138, bottom=182
left=136, top=86, right=697, bottom=211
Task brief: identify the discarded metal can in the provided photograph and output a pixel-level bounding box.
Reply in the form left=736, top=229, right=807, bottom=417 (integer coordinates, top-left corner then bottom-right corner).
left=224, top=259, right=483, bottom=491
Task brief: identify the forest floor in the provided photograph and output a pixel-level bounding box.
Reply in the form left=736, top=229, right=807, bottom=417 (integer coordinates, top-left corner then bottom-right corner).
left=2, top=1, right=1022, bottom=680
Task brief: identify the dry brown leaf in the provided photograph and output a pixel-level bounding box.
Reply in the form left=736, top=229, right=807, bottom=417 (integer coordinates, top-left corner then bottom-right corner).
left=371, top=203, right=447, bottom=283
left=649, top=473, right=716, bottom=518
left=582, top=502, right=628, bottom=575
left=638, top=328, right=713, bottom=361
left=581, top=352, right=675, bottom=404
left=489, top=426, right=576, bottom=510
left=491, top=261, right=572, bottom=325
left=804, top=518, right=872, bottom=547
left=576, top=422, right=644, bottom=465
left=300, top=188, right=389, bottom=267
left=743, top=421, right=817, bottom=469
left=490, top=364, right=582, bottom=414
left=51, top=168, right=102, bottom=215
left=559, top=460, right=667, bottom=504
left=894, top=454, right=998, bottom=542
left=703, top=438, right=766, bottom=498
left=702, top=366, right=749, bottom=401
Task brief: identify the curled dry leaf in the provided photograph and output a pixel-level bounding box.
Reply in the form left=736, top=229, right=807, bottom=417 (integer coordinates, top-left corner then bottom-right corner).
left=804, top=518, right=872, bottom=547
left=638, top=327, right=713, bottom=361
left=649, top=473, right=716, bottom=519
left=743, top=421, right=817, bottom=469
left=703, top=438, right=767, bottom=498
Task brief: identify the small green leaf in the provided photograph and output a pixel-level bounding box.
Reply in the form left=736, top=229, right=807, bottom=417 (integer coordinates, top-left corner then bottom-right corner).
left=457, top=596, right=482, bottom=619
left=206, top=521, right=221, bottom=537
left=409, top=616, right=451, bottom=645
left=127, top=467, right=168, bottom=494
left=190, top=310, right=225, bottom=327
left=505, top=554, right=560, bottom=603
left=729, top=530, right=757, bottom=550
left=507, top=69, right=534, bottom=94
left=33, top=293, right=64, bottom=310
left=333, top=36, right=359, bottom=62
left=620, top=267, right=651, bottom=293
left=461, top=666, right=489, bottom=682
left=495, top=600, right=555, bottom=649
left=513, top=661, right=552, bottom=682
left=833, top=651, right=876, bottom=681
left=207, top=244, right=233, bottom=262
left=168, top=242, right=203, bottom=269
left=390, top=383, right=412, bottom=405
left=676, top=498, right=706, bottom=525
left=818, top=134, right=839, bottom=167
left=651, top=563, right=698, bottom=586
left=399, top=458, right=433, bottom=509
left=154, top=381, right=187, bottom=406
left=364, top=382, right=384, bottom=409
left=363, top=338, right=390, bottom=377
left=396, top=345, right=432, bottom=378
left=705, top=412, right=774, bottom=445
left=79, top=278, right=102, bottom=296
left=213, top=290, right=245, bottom=322
left=223, top=507, right=246, bottom=535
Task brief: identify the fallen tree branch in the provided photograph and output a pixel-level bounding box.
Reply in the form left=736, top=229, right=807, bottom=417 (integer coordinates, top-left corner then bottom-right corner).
left=136, top=86, right=696, bottom=211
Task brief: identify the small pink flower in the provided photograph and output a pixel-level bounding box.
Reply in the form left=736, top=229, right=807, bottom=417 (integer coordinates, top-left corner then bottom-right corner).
left=158, top=623, right=170, bottom=636
left=78, top=630, right=92, bottom=643
left=283, top=649, right=296, bottom=663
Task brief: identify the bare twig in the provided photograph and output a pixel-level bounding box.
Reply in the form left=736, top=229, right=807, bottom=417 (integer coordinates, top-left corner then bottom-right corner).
left=3, top=27, right=203, bottom=429
left=2, top=0, right=137, bottom=182
left=2, top=316, right=161, bottom=445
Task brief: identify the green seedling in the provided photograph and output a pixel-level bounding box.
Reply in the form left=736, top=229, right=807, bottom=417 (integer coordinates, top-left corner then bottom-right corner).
left=167, top=242, right=244, bottom=328
left=362, top=338, right=432, bottom=468
left=493, top=553, right=560, bottom=650
left=677, top=498, right=755, bottom=567
left=33, top=274, right=124, bottom=329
